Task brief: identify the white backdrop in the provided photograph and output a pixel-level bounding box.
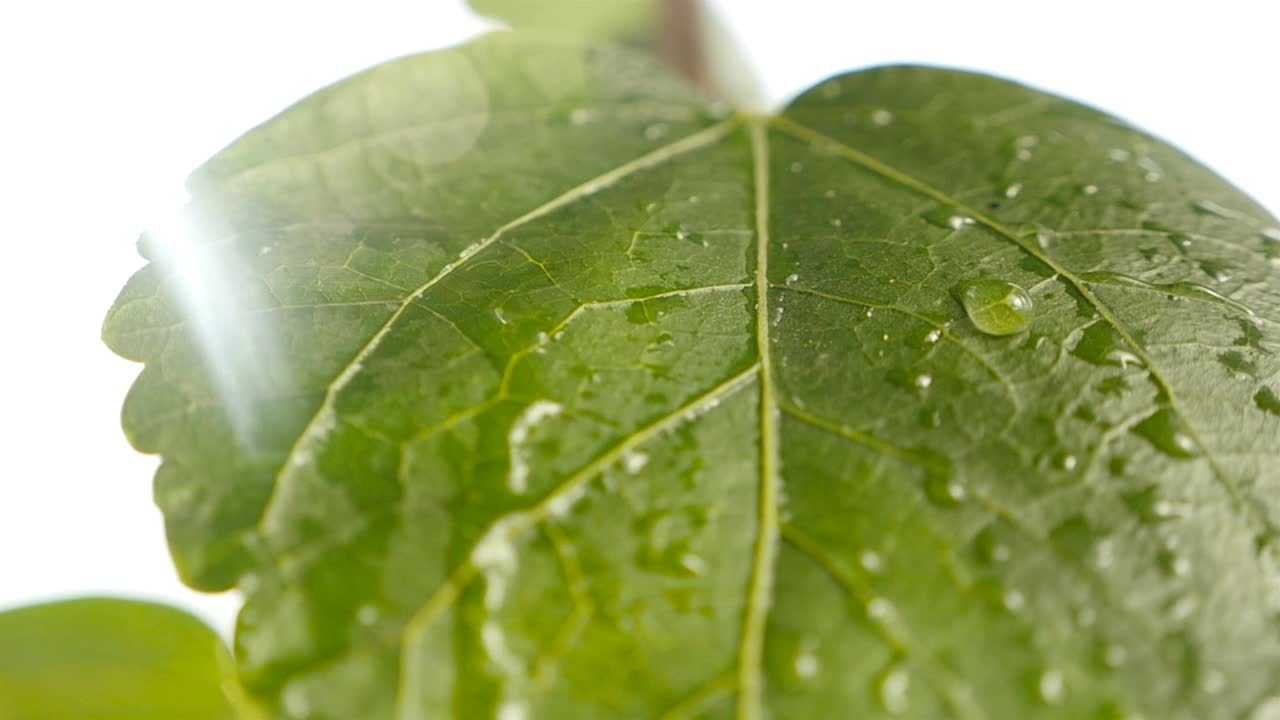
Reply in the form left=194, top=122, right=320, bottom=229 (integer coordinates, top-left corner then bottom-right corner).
left=0, top=0, right=1275, bottom=635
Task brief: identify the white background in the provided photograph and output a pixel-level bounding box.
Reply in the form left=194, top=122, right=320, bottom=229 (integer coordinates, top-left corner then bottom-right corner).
left=0, top=0, right=1276, bottom=636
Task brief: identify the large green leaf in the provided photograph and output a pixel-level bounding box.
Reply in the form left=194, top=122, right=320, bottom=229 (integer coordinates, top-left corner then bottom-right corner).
left=103, top=32, right=1280, bottom=719
left=0, top=598, right=243, bottom=719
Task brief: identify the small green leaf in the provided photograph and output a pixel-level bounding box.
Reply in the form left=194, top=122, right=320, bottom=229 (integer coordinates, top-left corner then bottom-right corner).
left=0, top=598, right=240, bottom=719
left=105, top=32, right=1280, bottom=719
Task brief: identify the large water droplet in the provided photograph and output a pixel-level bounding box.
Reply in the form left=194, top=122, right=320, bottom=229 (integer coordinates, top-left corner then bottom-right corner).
left=923, top=206, right=973, bottom=229
left=957, top=279, right=1034, bottom=336
left=1132, top=408, right=1200, bottom=459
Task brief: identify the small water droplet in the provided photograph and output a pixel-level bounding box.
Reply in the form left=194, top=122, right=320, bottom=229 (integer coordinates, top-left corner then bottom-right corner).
left=493, top=307, right=510, bottom=325
left=867, top=597, right=896, bottom=621
left=643, top=123, right=670, bottom=141
left=1132, top=408, right=1201, bottom=459
left=1075, top=606, right=1097, bottom=628
left=785, top=273, right=800, bottom=285
left=871, top=109, right=894, bottom=126
left=1201, top=669, right=1225, bottom=695
left=923, top=329, right=942, bottom=344
left=1039, top=668, right=1065, bottom=703
left=925, top=476, right=966, bottom=506
left=878, top=664, right=910, bottom=715
left=622, top=449, right=650, bottom=474
left=1003, top=589, right=1026, bottom=612
left=1055, top=452, right=1078, bottom=471
left=1036, top=229, right=1057, bottom=249
left=283, top=686, right=311, bottom=719
left=790, top=161, right=804, bottom=173
left=1251, top=696, right=1280, bottom=720
left=356, top=604, right=379, bottom=626
left=1004, top=182, right=1024, bottom=199
left=794, top=650, right=820, bottom=678
left=1104, top=644, right=1128, bottom=668
left=830, top=218, right=843, bottom=227
left=1094, top=538, right=1115, bottom=569
left=824, top=189, right=837, bottom=199
left=860, top=549, right=884, bottom=573
left=1107, top=148, right=1131, bottom=162
left=1192, top=199, right=1238, bottom=219
left=1083, top=184, right=1100, bottom=195
left=913, top=374, right=932, bottom=389
left=957, top=279, right=1034, bottom=336
left=1071, top=320, right=1144, bottom=369
left=1080, top=271, right=1253, bottom=315
left=680, top=553, right=707, bottom=576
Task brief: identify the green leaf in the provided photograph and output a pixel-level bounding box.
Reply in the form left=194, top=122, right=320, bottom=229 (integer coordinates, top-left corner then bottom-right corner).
left=469, top=0, right=659, bottom=44
left=0, top=598, right=242, bottom=719
left=104, top=32, right=1280, bottom=719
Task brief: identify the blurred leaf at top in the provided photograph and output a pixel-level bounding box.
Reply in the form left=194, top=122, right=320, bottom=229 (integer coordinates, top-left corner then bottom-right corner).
left=469, top=0, right=660, bottom=45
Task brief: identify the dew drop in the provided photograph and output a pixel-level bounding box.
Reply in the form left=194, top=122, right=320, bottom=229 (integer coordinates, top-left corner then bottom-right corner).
left=923, top=329, right=942, bottom=344
left=283, top=686, right=311, bottom=719
left=790, top=161, right=804, bottom=173
left=871, top=109, right=894, bottom=126
left=1003, top=589, right=1026, bottom=613
left=794, top=651, right=820, bottom=679
left=913, top=374, right=933, bottom=389
left=1071, top=320, right=1144, bottom=369
left=925, top=476, right=966, bottom=506
left=1107, top=148, right=1131, bottom=162
left=1251, top=696, right=1280, bottom=720
left=1083, top=184, right=1100, bottom=195
left=1094, top=538, right=1115, bottom=570
left=1132, top=408, right=1201, bottom=459
left=1201, top=669, right=1225, bottom=695
left=643, top=123, right=670, bottom=141
left=824, top=189, right=837, bottom=199
left=1038, top=668, right=1065, bottom=704
left=356, top=604, right=380, bottom=626
left=957, top=279, right=1034, bottom=336
left=1004, top=182, right=1023, bottom=199
left=680, top=553, right=707, bottom=576
left=622, top=449, right=650, bottom=474
left=785, top=273, right=800, bottom=285
left=493, top=307, right=510, bottom=325
left=1080, top=271, right=1253, bottom=315
left=1192, top=199, right=1238, bottom=218
left=878, top=664, right=911, bottom=715
left=859, top=549, right=884, bottom=573
left=1054, top=452, right=1078, bottom=471
left=867, top=597, right=896, bottom=621
left=1104, top=644, right=1128, bottom=668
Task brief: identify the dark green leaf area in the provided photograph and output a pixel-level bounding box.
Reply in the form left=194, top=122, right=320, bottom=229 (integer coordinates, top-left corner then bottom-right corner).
left=104, top=34, right=1280, bottom=720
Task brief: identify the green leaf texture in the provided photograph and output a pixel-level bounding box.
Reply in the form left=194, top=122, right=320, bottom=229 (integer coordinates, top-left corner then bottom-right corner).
left=103, top=33, right=1280, bottom=719
left=0, top=598, right=239, bottom=719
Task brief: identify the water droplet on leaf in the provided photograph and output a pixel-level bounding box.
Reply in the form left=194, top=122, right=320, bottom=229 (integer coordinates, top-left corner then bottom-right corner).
left=1132, top=408, right=1200, bottom=458
left=957, top=279, right=1034, bottom=336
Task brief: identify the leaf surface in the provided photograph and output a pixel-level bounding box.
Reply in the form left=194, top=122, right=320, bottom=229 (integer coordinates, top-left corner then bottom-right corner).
left=104, top=33, right=1280, bottom=719
left=0, top=598, right=243, bottom=720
